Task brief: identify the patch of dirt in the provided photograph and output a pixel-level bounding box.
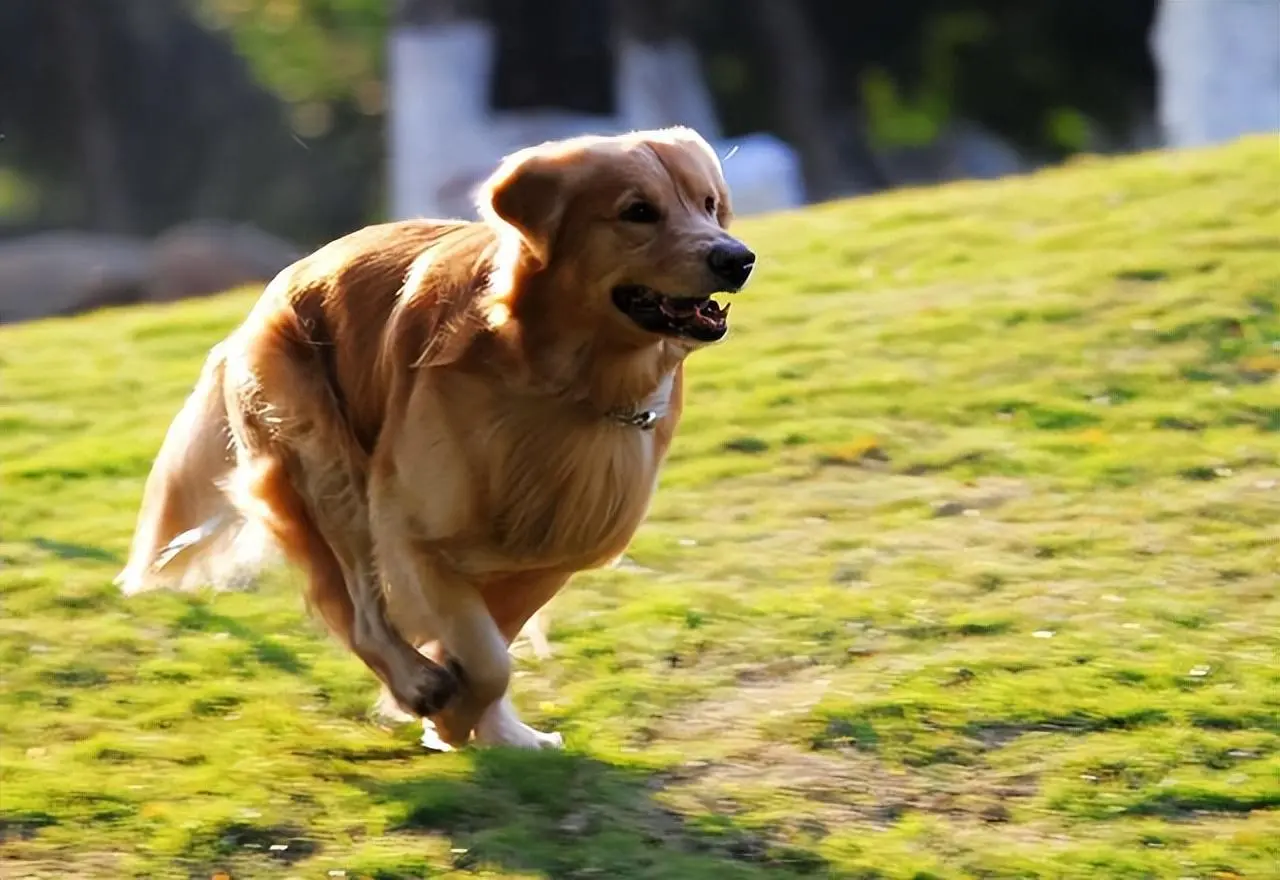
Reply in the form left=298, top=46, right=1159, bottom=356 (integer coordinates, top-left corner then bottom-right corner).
left=0, top=854, right=123, bottom=880
left=648, top=672, right=1046, bottom=850
left=927, top=477, right=1034, bottom=517
left=656, top=668, right=834, bottom=742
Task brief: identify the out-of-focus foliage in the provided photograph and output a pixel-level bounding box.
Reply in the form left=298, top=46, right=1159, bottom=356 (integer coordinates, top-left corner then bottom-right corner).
left=0, top=0, right=1158, bottom=242
left=688, top=0, right=1156, bottom=157
left=200, top=0, right=1156, bottom=157
left=197, top=0, right=389, bottom=130
left=0, top=0, right=384, bottom=244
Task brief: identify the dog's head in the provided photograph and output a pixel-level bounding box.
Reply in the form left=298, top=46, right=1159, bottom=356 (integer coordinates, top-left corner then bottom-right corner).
left=478, top=127, right=755, bottom=346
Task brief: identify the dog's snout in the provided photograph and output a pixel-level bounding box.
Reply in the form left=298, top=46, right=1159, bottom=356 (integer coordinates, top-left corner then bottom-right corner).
left=707, top=241, right=756, bottom=290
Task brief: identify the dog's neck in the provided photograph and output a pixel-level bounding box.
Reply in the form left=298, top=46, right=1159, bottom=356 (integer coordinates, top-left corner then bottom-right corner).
left=483, top=254, right=693, bottom=419
left=514, top=322, right=686, bottom=417
left=578, top=338, right=687, bottom=416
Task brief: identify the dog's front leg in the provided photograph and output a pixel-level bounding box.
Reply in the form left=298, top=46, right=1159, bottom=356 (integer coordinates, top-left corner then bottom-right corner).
left=370, top=484, right=513, bottom=749
left=417, top=572, right=569, bottom=750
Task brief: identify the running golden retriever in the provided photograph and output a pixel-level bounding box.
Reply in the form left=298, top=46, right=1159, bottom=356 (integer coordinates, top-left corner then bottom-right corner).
left=117, top=127, right=755, bottom=750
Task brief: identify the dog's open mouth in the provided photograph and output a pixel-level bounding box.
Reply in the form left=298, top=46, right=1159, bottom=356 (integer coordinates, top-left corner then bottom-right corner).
left=611, top=285, right=731, bottom=342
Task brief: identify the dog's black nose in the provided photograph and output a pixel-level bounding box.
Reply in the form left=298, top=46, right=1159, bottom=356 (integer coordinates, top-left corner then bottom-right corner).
left=707, top=241, right=756, bottom=290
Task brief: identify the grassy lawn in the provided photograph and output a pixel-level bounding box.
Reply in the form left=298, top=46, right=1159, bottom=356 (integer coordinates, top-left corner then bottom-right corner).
left=2, top=137, right=1278, bottom=879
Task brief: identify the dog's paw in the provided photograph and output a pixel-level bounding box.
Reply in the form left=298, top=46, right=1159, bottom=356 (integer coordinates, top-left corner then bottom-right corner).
left=419, top=718, right=456, bottom=753
left=422, top=719, right=562, bottom=751
left=474, top=699, right=565, bottom=750
left=400, top=659, right=462, bottom=718
left=487, top=723, right=563, bottom=750
left=521, top=727, right=564, bottom=750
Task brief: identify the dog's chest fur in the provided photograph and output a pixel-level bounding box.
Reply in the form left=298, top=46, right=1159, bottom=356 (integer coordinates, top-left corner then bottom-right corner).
left=482, top=375, right=675, bottom=567
left=484, top=423, right=655, bottom=567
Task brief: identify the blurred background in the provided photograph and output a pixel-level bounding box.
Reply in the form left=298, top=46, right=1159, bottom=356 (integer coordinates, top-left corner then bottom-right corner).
left=1, top=5, right=1278, bottom=876
left=0, top=0, right=1277, bottom=324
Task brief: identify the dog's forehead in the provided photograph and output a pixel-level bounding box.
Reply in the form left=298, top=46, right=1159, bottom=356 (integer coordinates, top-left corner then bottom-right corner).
left=656, top=140, right=724, bottom=192
left=582, top=136, right=724, bottom=199
left=644, top=137, right=725, bottom=194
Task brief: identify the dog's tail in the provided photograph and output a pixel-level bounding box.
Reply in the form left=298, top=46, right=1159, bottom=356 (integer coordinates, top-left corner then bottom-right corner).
left=115, top=343, right=275, bottom=595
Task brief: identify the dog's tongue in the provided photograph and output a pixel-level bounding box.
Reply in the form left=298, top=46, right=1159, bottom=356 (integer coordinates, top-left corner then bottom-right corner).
left=657, top=296, right=728, bottom=328
left=660, top=298, right=702, bottom=318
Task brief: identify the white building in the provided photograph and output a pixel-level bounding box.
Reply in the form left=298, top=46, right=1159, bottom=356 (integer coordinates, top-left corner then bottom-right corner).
left=1152, top=0, right=1280, bottom=148
left=387, top=10, right=804, bottom=221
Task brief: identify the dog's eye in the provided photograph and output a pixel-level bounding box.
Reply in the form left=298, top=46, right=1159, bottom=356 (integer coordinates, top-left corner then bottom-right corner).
left=619, top=201, right=661, bottom=224
left=705, top=196, right=717, bottom=215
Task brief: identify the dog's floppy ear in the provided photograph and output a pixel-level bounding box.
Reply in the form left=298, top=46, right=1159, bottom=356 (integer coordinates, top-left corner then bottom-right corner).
left=478, top=144, right=571, bottom=267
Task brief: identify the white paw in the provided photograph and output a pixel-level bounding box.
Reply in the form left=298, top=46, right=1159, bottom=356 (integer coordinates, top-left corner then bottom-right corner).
left=480, top=722, right=564, bottom=750
left=517, top=725, right=564, bottom=750
left=420, top=716, right=562, bottom=751
left=473, top=696, right=564, bottom=750
left=419, top=718, right=456, bottom=753
left=419, top=697, right=563, bottom=751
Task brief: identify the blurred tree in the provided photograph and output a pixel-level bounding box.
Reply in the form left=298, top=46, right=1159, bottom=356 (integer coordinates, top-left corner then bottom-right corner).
left=615, top=0, right=681, bottom=43
left=804, top=0, right=1158, bottom=157
left=207, top=0, right=1153, bottom=164
left=746, top=0, right=852, bottom=200
left=52, top=0, right=133, bottom=232
left=0, top=0, right=385, bottom=243
left=490, top=0, right=615, bottom=114
left=202, top=0, right=389, bottom=117
left=0, top=0, right=1162, bottom=241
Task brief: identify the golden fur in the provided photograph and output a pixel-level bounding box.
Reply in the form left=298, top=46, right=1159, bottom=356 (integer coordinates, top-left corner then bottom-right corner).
left=117, top=127, right=752, bottom=749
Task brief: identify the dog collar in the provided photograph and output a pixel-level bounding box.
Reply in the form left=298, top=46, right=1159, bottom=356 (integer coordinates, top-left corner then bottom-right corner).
left=609, top=408, right=660, bottom=431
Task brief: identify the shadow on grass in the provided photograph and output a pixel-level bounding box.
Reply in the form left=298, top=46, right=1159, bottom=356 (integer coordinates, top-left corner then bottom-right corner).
left=157, top=598, right=829, bottom=877
left=174, top=599, right=309, bottom=675
left=34, top=590, right=828, bottom=877
left=30, top=537, right=120, bottom=563
left=344, top=748, right=831, bottom=879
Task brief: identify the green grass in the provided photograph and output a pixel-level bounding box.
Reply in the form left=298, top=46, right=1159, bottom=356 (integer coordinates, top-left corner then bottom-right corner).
left=2, top=137, right=1279, bottom=879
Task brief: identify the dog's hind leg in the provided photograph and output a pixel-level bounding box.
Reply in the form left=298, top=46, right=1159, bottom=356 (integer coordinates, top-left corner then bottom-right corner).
left=116, top=344, right=271, bottom=594
left=222, top=307, right=459, bottom=718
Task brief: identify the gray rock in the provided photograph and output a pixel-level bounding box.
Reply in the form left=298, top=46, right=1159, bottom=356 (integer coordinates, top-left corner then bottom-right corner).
left=0, top=232, right=150, bottom=324
left=146, top=220, right=300, bottom=303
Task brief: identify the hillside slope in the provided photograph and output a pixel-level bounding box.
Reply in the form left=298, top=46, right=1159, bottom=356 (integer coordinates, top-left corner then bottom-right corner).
left=1, top=137, right=1278, bottom=879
